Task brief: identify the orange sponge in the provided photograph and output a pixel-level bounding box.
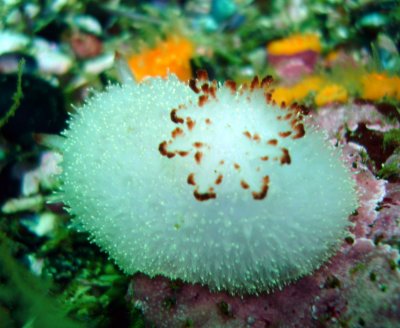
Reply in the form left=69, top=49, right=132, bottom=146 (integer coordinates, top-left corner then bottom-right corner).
left=128, top=36, right=194, bottom=82
left=361, top=73, right=400, bottom=101
left=267, top=34, right=321, bottom=56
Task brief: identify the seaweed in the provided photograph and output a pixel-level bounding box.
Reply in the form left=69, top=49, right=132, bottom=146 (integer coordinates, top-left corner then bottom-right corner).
left=0, top=59, right=24, bottom=130
left=383, top=128, right=400, bottom=148
left=0, top=232, right=82, bottom=328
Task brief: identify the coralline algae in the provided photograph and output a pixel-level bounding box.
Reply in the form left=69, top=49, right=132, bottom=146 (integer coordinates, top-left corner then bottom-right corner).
left=57, top=69, right=357, bottom=294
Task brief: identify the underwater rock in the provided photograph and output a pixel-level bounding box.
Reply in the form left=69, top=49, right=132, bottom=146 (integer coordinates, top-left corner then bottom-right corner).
left=268, top=50, right=319, bottom=80
left=0, top=53, right=37, bottom=74
left=0, top=31, right=29, bottom=55
left=32, top=38, right=73, bottom=75
left=69, top=32, right=103, bottom=59
left=267, top=34, right=321, bottom=80
left=22, top=151, right=62, bottom=196
left=130, top=238, right=400, bottom=328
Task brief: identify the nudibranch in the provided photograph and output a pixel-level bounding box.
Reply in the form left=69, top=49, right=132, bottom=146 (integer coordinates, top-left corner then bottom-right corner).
left=55, top=60, right=358, bottom=295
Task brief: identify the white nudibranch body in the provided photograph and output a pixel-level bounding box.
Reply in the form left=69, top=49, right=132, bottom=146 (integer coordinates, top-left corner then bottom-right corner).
left=58, top=70, right=358, bottom=295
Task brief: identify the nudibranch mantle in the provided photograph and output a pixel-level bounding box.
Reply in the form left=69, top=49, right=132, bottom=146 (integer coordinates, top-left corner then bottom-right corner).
left=58, top=71, right=358, bottom=295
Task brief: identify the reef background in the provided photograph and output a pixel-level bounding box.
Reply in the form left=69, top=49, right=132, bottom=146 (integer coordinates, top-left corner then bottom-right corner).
left=0, top=1, right=399, bottom=327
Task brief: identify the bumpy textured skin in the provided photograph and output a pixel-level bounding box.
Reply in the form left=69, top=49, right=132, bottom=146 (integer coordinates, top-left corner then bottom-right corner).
left=59, top=74, right=357, bottom=294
